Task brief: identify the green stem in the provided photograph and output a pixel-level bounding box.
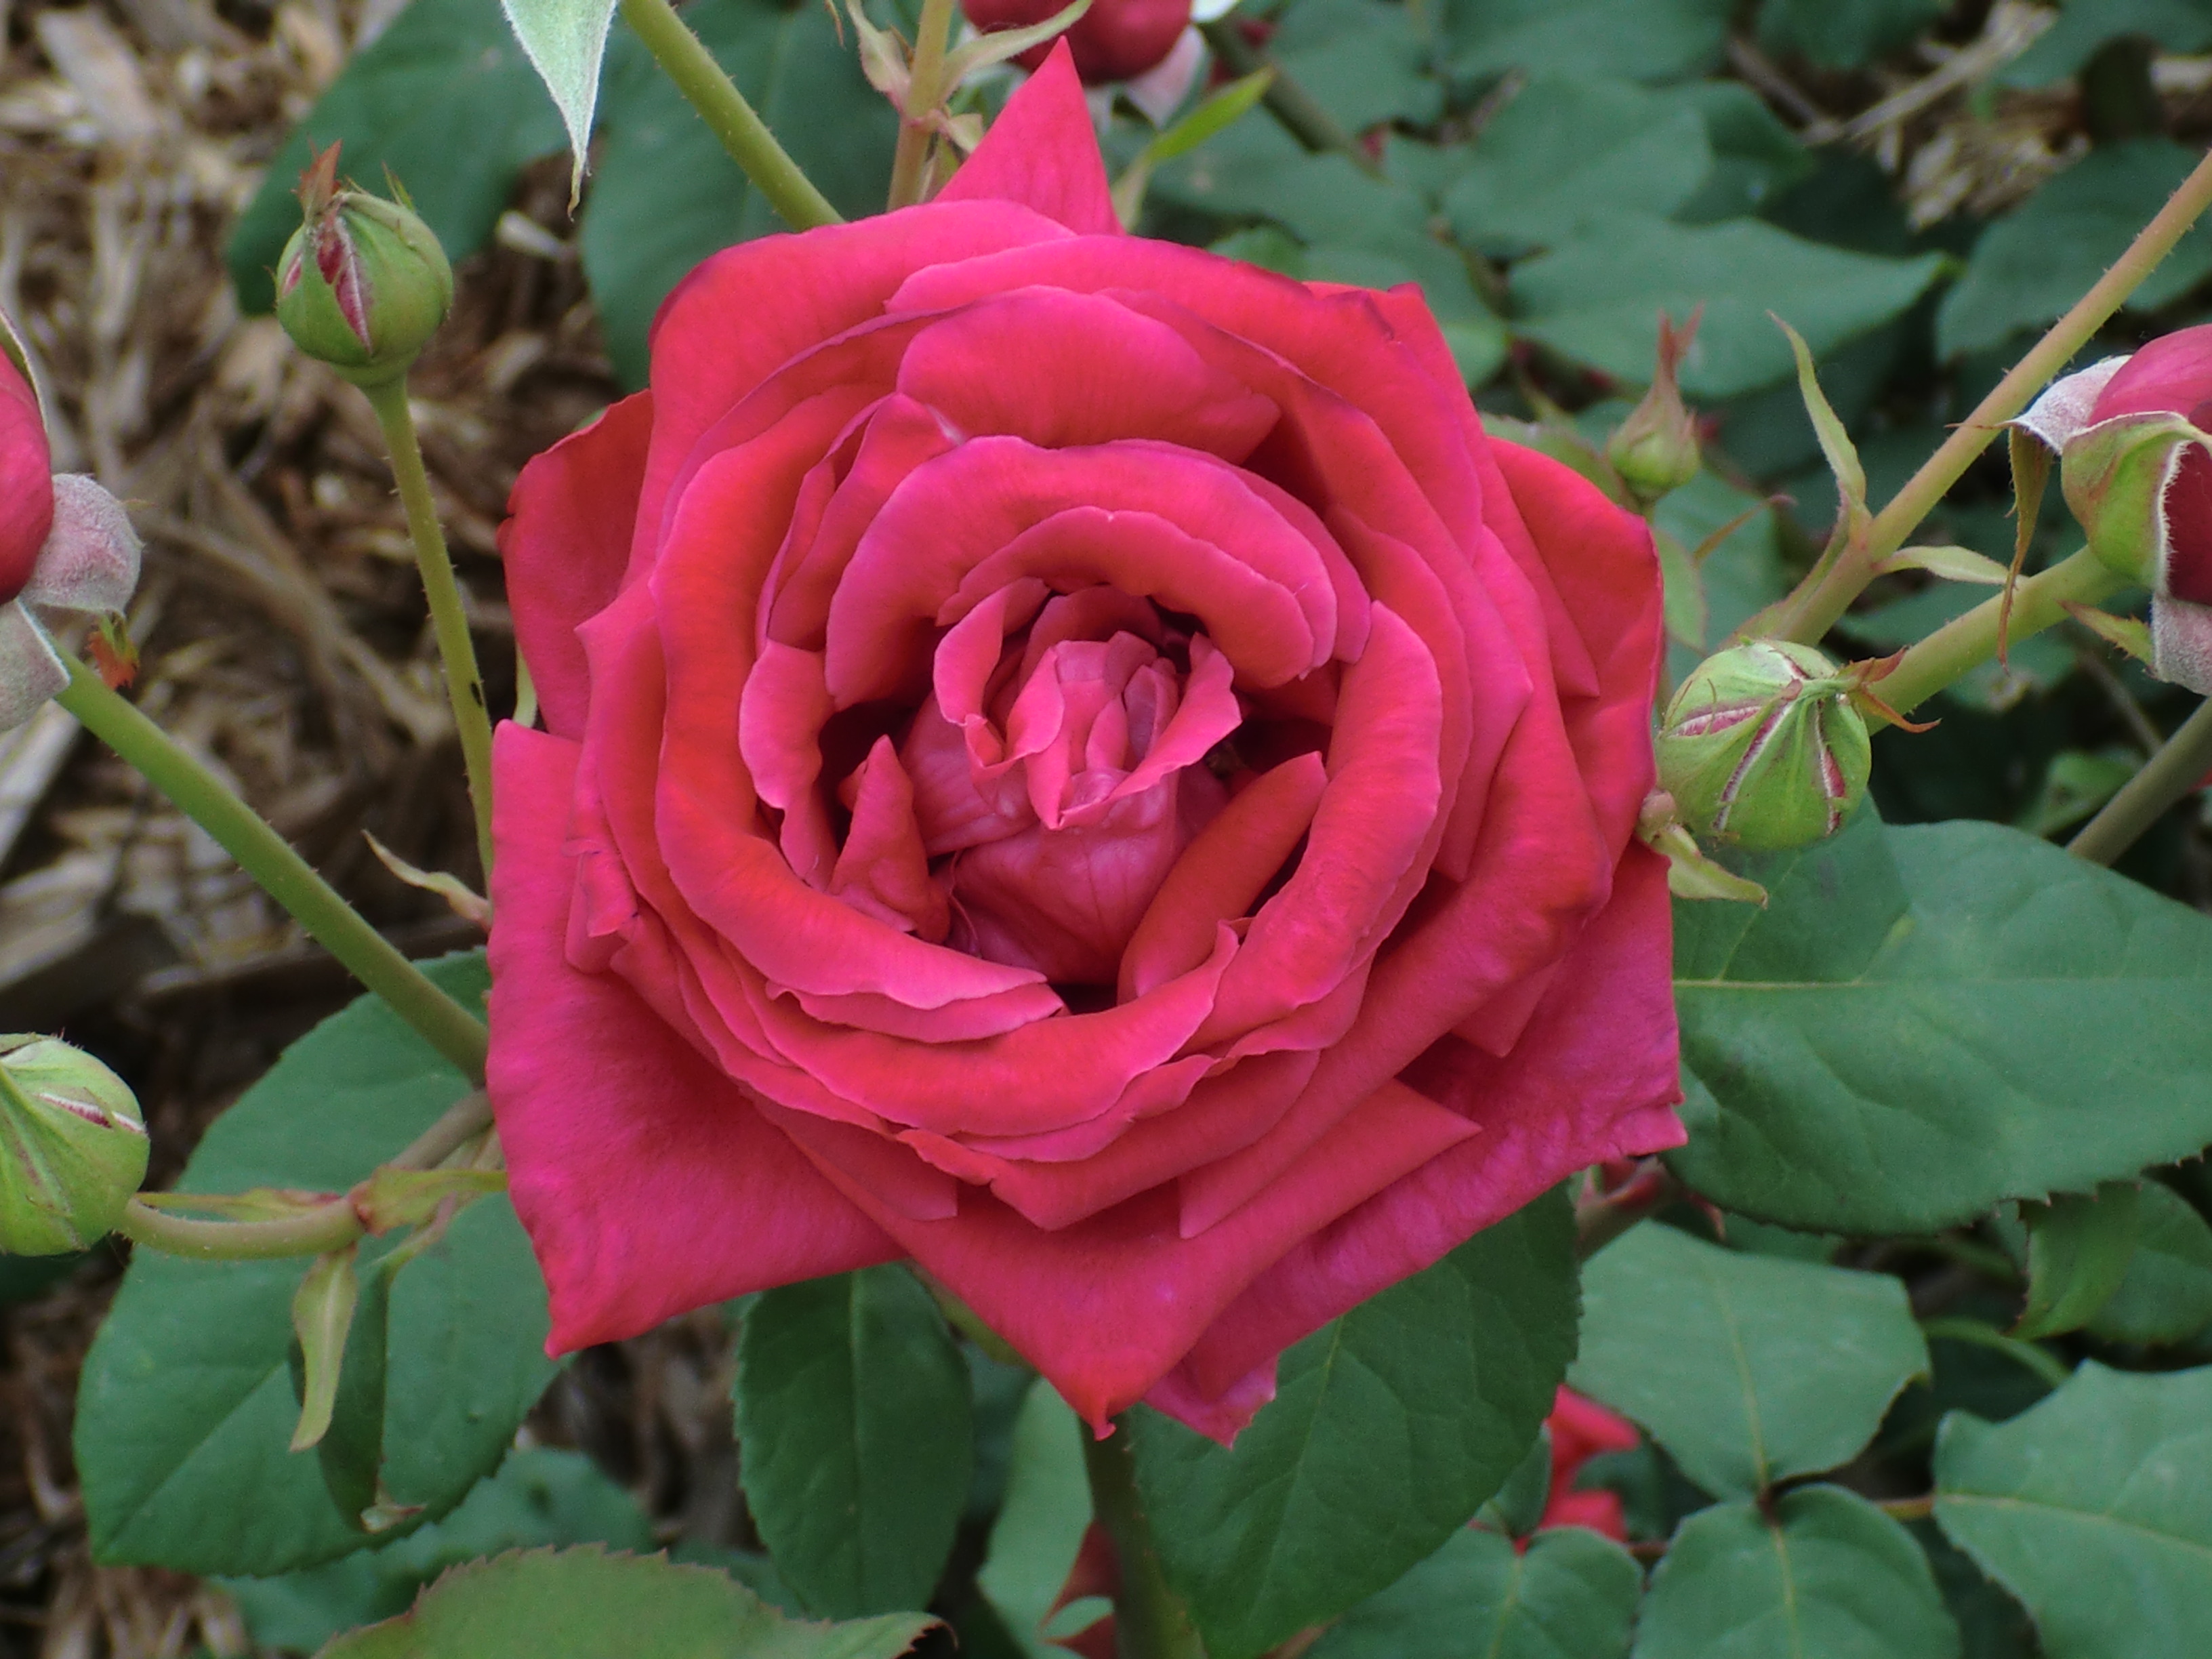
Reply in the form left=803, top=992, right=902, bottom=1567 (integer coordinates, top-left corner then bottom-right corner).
left=617, top=0, right=842, bottom=230
left=1865, top=547, right=2124, bottom=723
left=1919, top=1317, right=2070, bottom=1391
left=1776, top=144, right=2212, bottom=645
left=54, top=654, right=488, bottom=1081
left=361, top=377, right=495, bottom=881
left=2068, top=697, right=2212, bottom=865
left=1082, top=1419, right=1208, bottom=1659
left=119, top=1090, right=493, bottom=1261
left=1197, top=20, right=1382, bottom=178
left=887, top=0, right=958, bottom=210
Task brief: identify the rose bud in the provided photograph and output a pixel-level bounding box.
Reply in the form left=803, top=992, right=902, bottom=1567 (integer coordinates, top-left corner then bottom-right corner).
left=962, top=0, right=1193, bottom=83
left=1657, top=640, right=1870, bottom=851
left=275, top=145, right=453, bottom=388
left=0, top=322, right=144, bottom=733
left=0, top=348, right=53, bottom=606
left=1605, top=310, right=1702, bottom=510
left=0, top=1036, right=148, bottom=1255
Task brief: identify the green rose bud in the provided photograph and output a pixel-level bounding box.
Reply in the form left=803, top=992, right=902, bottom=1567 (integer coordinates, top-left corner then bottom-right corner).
left=275, top=145, right=452, bottom=388
left=2058, top=409, right=2212, bottom=590
left=0, top=1036, right=148, bottom=1254
left=1656, top=640, right=1871, bottom=852
left=1605, top=309, right=1702, bottom=508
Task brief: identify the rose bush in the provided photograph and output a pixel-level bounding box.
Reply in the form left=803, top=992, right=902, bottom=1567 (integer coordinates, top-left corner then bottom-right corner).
left=487, top=45, right=1681, bottom=1439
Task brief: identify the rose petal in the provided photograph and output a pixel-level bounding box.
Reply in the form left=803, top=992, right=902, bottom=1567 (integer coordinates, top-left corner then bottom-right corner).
left=488, top=724, right=899, bottom=1353
left=934, top=41, right=1121, bottom=236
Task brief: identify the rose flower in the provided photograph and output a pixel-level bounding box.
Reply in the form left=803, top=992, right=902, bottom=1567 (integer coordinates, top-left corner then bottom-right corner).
left=487, top=47, right=1681, bottom=1439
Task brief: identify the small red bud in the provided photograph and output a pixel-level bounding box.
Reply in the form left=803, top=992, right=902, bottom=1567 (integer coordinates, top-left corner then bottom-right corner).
left=962, top=0, right=1192, bottom=83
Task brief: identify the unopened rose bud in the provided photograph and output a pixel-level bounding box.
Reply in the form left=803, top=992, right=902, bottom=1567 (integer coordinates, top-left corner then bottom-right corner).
left=1656, top=640, right=1870, bottom=852
left=0, top=349, right=52, bottom=606
left=0, top=1036, right=148, bottom=1255
left=275, top=146, right=452, bottom=388
left=1606, top=310, right=1702, bottom=508
left=962, top=0, right=1191, bottom=82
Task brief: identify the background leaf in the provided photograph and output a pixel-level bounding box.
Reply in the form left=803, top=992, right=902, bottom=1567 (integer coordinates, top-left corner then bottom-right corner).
left=2015, top=1182, right=2139, bottom=1340
left=1127, top=1189, right=1578, bottom=1659
left=734, top=1265, right=974, bottom=1619
left=227, top=0, right=563, bottom=312
left=1635, top=1486, right=1961, bottom=1659
left=317, top=1545, right=936, bottom=1658
left=1936, top=1363, right=2212, bottom=1659
left=1672, top=811, right=2212, bottom=1233
left=1267, top=0, right=1442, bottom=132
left=581, top=0, right=899, bottom=386
left=1936, top=142, right=2212, bottom=359
left=2087, top=1181, right=2212, bottom=1347
left=1309, top=1524, right=1638, bottom=1659
left=1572, top=1222, right=1927, bottom=1497
left=1511, top=218, right=1946, bottom=397
left=1440, top=0, right=1732, bottom=83
left=75, top=956, right=558, bottom=1578
left=973, top=1380, right=1093, bottom=1659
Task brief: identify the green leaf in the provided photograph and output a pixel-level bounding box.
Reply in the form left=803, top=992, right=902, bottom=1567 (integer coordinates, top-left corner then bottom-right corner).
left=1127, top=1189, right=1579, bottom=1659
left=2015, top=1182, right=2140, bottom=1340
left=1778, top=314, right=1870, bottom=544
left=1664, top=81, right=1814, bottom=224
left=975, top=1380, right=1093, bottom=1659
left=1572, top=1223, right=1927, bottom=1498
left=316, top=1546, right=937, bottom=1658
left=1441, top=0, right=1732, bottom=84
left=1473, top=1426, right=1553, bottom=1539
left=1635, top=1486, right=1961, bottom=1659
left=2003, top=0, right=2212, bottom=87
left=734, top=1266, right=974, bottom=1619
left=499, top=0, right=619, bottom=200
left=581, top=0, right=899, bottom=387
left=2089, top=1181, right=2212, bottom=1346
left=1936, top=142, right=2212, bottom=360
left=1269, top=0, right=1442, bottom=132
left=1757, top=0, right=1942, bottom=70
left=1935, top=1362, right=2212, bottom=1658
left=1443, top=76, right=1711, bottom=257
left=1877, top=545, right=2011, bottom=584
left=1309, top=1524, right=1638, bottom=1659
left=2015, top=748, right=2140, bottom=840
left=1671, top=811, right=2212, bottom=1234
left=1513, top=218, right=1946, bottom=398
left=1157, top=116, right=1433, bottom=251
left=227, top=0, right=563, bottom=312
left=225, top=1448, right=656, bottom=1654
left=1653, top=472, right=1788, bottom=675
left=75, top=956, right=560, bottom=1578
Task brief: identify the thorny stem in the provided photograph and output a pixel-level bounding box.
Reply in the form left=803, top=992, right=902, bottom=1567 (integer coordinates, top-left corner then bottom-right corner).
left=1197, top=21, right=1382, bottom=178
left=1084, top=1419, right=1208, bottom=1659
left=116, top=1091, right=495, bottom=1261
left=361, top=376, right=496, bottom=882
left=55, top=653, right=489, bottom=1081
left=1861, top=546, right=2125, bottom=723
left=2068, top=697, right=2212, bottom=865
left=1770, top=144, right=2212, bottom=645
left=617, top=0, right=842, bottom=229
left=888, top=0, right=959, bottom=209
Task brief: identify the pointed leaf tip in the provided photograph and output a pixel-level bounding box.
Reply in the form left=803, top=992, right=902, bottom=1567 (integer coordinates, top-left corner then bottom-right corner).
left=499, top=0, right=619, bottom=205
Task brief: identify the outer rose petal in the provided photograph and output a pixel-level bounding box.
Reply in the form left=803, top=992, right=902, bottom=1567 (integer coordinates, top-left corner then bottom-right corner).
left=487, top=724, right=897, bottom=1351
left=936, top=41, right=1122, bottom=237
left=501, top=392, right=653, bottom=740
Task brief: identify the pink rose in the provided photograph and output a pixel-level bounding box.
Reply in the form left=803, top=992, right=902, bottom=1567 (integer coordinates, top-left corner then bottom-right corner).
left=487, top=46, right=1681, bottom=1439
left=0, top=352, right=53, bottom=605
left=1537, top=1386, right=1639, bottom=1541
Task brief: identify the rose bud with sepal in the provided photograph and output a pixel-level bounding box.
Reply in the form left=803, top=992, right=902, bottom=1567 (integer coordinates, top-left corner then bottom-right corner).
left=0, top=1036, right=148, bottom=1255
left=0, top=344, right=52, bottom=606
left=1656, top=640, right=1871, bottom=851
left=275, top=146, right=453, bottom=389
left=2014, top=325, right=2212, bottom=692
left=1606, top=310, right=1703, bottom=510
left=962, top=0, right=1192, bottom=83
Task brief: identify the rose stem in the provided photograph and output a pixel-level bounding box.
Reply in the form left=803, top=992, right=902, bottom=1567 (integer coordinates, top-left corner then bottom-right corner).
left=617, top=0, right=842, bottom=229
left=887, top=0, right=958, bottom=210
left=1197, top=21, right=1383, bottom=178
left=1764, top=143, right=2212, bottom=647
left=1860, top=545, right=2123, bottom=722
left=1082, top=1418, right=1208, bottom=1659
left=117, top=1092, right=495, bottom=1260
left=53, top=651, right=489, bottom=1081
left=359, top=376, right=496, bottom=882
left=2067, top=696, right=2212, bottom=865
